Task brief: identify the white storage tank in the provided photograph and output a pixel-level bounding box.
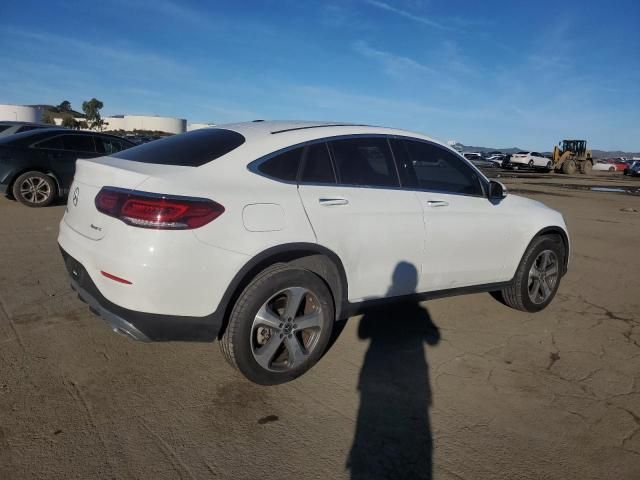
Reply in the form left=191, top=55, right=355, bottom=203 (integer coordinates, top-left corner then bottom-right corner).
left=122, top=115, right=186, bottom=134
left=0, top=104, right=45, bottom=122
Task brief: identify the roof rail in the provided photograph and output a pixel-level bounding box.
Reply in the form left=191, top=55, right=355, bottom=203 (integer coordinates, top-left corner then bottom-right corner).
left=270, top=124, right=369, bottom=134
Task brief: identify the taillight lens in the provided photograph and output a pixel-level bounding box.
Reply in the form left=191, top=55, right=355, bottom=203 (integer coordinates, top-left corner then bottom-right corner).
left=95, top=187, right=224, bottom=229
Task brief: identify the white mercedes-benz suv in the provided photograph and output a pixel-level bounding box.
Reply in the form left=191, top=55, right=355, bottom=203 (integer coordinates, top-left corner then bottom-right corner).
left=58, top=121, right=570, bottom=384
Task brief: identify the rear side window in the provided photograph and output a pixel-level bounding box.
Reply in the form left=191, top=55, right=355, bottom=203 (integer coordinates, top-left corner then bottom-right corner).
left=400, top=140, right=483, bottom=196
left=258, top=147, right=303, bottom=181
left=300, top=143, right=335, bottom=184
left=329, top=137, right=399, bottom=188
left=34, top=135, right=64, bottom=150
left=96, top=137, right=128, bottom=155
left=112, top=128, right=245, bottom=166
left=0, top=125, right=10, bottom=133
left=17, top=126, right=43, bottom=133
left=61, top=135, right=96, bottom=153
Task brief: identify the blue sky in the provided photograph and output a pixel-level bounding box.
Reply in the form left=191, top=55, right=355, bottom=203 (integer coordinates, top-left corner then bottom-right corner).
left=1, top=0, right=639, bottom=150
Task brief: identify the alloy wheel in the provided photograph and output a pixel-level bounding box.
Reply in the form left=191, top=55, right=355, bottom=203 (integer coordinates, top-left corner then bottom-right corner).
left=527, top=250, right=559, bottom=304
left=19, top=176, right=51, bottom=204
left=250, top=287, right=326, bottom=372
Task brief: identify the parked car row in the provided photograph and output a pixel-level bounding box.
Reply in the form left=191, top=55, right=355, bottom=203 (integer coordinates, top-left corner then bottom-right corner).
left=462, top=150, right=638, bottom=175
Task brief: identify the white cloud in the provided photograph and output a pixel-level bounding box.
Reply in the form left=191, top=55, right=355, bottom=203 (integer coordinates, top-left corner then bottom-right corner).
left=353, top=41, right=435, bottom=77
left=363, top=0, right=449, bottom=30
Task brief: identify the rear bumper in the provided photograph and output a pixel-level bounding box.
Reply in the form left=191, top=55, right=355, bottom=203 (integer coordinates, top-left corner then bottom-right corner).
left=61, top=247, right=222, bottom=342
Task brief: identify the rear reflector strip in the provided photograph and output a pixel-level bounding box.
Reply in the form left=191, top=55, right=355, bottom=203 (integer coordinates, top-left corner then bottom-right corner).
left=101, top=271, right=133, bottom=285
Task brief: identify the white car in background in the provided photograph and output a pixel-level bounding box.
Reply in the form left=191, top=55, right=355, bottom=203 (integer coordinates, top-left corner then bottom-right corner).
left=58, top=121, right=570, bottom=384
left=593, top=160, right=617, bottom=172
left=509, top=152, right=553, bottom=170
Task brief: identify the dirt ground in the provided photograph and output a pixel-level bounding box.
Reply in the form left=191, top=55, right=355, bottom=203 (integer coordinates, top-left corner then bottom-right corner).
left=1, top=171, right=639, bottom=479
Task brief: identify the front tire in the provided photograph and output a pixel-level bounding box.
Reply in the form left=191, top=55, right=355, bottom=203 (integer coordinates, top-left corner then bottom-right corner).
left=493, top=235, right=565, bottom=312
left=220, top=264, right=335, bottom=385
left=561, top=159, right=577, bottom=175
left=12, top=171, right=56, bottom=207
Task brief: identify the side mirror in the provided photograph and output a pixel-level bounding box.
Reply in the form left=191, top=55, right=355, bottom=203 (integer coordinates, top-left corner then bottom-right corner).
left=489, top=180, right=507, bottom=200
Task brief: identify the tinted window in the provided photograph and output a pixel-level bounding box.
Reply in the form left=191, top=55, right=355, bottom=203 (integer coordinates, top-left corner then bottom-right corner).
left=112, top=128, right=245, bottom=166
left=61, top=135, right=96, bottom=153
left=35, top=135, right=64, bottom=150
left=0, top=125, right=10, bottom=133
left=400, top=140, right=483, bottom=196
left=258, top=147, right=302, bottom=181
left=17, top=126, right=43, bottom=133
left=96, top=136, right=128, bottom=155
left=300, top=142, right=335, bottom=184
left=330, top=137, right=399, bottom=187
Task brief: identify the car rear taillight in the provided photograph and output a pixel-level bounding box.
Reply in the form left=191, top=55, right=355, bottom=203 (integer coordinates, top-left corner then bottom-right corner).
left=95, top=187, right=224, bottom=229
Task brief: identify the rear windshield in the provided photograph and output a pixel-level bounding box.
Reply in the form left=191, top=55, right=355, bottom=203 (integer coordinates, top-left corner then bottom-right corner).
left=111, top=128, right=245, bottom=166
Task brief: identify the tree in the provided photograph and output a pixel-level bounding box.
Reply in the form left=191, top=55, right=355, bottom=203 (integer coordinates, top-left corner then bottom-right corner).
left=81, top=98, right=104, bottom=130
left=41, top=110, right=56, bottom=125
left=57, top=100, right=72, bottom=112
left=61, top=114, right=77, bottom=129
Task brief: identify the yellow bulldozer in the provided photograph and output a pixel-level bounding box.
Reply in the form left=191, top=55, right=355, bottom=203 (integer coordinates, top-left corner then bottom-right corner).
left=552, top=139, right=593, bottom=174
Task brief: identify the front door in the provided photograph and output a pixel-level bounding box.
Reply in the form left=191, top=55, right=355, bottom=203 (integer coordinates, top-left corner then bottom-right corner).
left=391, top=138, right=513, bottom=291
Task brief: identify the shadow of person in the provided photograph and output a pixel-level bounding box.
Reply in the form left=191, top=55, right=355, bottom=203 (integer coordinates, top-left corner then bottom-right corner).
left=347, top=262, right=440, bottom=480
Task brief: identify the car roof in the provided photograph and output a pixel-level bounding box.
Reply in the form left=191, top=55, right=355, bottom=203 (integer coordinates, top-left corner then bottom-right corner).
left=218, top=120, right=450, bottom=157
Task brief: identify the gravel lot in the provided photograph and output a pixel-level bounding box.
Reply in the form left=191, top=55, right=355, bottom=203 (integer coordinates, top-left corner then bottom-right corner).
left=1, top=172, right=639, bottom=479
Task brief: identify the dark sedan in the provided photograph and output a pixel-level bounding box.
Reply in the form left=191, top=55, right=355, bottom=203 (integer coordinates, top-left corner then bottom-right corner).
left=0, top=128, right=134, bottom=207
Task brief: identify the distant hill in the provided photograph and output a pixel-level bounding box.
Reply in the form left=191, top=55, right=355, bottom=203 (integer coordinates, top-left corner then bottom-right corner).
left=454, top=143, right=639, bottom=159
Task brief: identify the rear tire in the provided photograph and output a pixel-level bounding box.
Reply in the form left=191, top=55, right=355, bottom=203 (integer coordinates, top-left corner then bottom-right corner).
left=492, top=235, right=565, bottom=312
left=12, top=171, right=56, bottom=207
left=580, top=160, right=593, bottom=175
left=220, top=264, right=335, bottom=385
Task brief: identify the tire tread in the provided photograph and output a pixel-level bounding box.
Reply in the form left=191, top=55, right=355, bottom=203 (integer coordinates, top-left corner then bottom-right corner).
left=499, top=235, right=563, bottom=312
left=219, top=263, right=290, bottom=371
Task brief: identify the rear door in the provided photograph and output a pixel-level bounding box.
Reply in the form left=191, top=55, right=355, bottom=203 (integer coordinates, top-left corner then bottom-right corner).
left=297, top=137, right=425, bottom=301
left=56, top=134, right=100, bottom=190
left=391, top=138, right=514, bottom=291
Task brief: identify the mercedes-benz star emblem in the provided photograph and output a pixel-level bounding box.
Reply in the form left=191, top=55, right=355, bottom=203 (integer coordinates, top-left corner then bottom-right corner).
left=72, top=187, right=79, bottom=206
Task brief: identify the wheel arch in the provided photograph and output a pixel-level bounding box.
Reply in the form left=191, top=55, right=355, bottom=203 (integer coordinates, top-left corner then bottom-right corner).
left=216, top=243, right=348, bottom=339
left=529, top=226, right=570, bottom=275
left=7, top=168, right=62, bottom=199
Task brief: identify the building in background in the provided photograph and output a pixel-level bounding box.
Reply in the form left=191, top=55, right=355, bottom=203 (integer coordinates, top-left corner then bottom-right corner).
left=0, top=104, right=45, bottom=123
left=102, top=114, right=187, bottom=134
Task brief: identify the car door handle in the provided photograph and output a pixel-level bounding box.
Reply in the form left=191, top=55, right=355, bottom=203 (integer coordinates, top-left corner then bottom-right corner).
left=319, top=197, right=349, bottom=206
left=426, top=200, right=449, bottom=207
